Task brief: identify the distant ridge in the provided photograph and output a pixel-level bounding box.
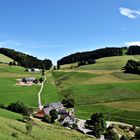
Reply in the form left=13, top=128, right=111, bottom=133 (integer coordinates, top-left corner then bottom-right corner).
left=57, top=46, right=140, bottom=67
left=0, top=48, right=52, bottom=70
left=0, top=53, right=13, bottom=63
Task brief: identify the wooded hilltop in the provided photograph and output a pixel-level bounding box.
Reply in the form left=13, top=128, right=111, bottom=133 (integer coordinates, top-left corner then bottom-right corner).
left=0, top=48, right=52, bottom=70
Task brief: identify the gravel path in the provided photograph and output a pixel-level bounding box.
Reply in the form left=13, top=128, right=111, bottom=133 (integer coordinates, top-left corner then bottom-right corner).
left=38, top=75, right=46, bottom=110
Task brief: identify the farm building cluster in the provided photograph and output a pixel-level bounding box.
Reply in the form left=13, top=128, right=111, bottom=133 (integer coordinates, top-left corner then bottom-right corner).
left=16, top=77, right=44, bottom=86
left=35, top=102, right=76, bottom=126
left=25, top=68, right=41, bottom=73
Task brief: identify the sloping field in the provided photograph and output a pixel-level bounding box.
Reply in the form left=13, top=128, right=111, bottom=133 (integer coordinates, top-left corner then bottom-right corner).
left=0, top=53, right=13, bottom=63
left=0, top=110, right=92, bottom=140
left=76, top=55, right=140, bottom=70
left=52, top=55, right=140, bottom=126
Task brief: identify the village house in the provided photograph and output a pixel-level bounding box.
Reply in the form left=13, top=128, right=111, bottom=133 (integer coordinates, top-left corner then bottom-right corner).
left=62, top=115, right=76, bottom=126
left=43, top=102, right=64, bottom=114
left=35, top=102, right=75, bottom=126
left=35, top=102, right=65, bottom=118
left=26, top=68, right=41, bottom=73
left=22, top=77, right=37, bottom=83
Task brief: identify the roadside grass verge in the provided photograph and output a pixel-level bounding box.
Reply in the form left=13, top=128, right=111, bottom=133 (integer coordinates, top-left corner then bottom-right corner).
left=41, top=72, right=61, bottom=105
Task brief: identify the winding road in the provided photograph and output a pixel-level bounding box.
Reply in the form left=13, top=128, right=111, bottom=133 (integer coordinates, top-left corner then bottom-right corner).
left=38, top=75, right=46, bottom=110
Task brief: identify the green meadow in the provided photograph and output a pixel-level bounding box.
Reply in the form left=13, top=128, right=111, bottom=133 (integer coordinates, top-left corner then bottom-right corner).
left=0, top=53, right=13, bottom=63
left=0, top=54, right=92, bottom=140
left=0, top=110, right=92, bottom=140
left=52, top=55, right=140, bottom=126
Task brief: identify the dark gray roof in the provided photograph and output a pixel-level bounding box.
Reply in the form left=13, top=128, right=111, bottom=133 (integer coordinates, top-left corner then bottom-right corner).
left=23, top=77, right=36, bottom=82
left=58, top=109, right=68, bottom=114
left=45, top=102, right=64, bottom=109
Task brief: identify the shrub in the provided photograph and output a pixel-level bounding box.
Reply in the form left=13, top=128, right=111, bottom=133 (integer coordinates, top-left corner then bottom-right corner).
left=33, top=79, right=38, bottom=84
left=26, top=120, right=33, bottom=135
left=39, top=77, right=44, bottom=83
left=72, top=123, right=78, bottom=129
left=120, top=135, right=129, bottom=140
left=7, top=101, right=33, bottom=116
left=50, top=109, right=58, bottom=122
left=87, top=113, right=106, bottom=138
left=11, top=132, right=18, bottom=138
left=42, top=115, right=51, bottom=123
left=135, top=129, right=140, bottom=139
left=104, top=129, right=119, bottom=140
left=0, top=104, right=5, bottom=109
left=63, top=122, right=69, bottom=127
left=62, top=98, right=75, bottom=108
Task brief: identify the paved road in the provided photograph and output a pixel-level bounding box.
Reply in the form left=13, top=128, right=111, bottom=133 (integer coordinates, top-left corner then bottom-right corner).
left=77, top=119, right=139, bottom=140
left=38, top=75, right=46, bottom=110
left=77, top=119, right=96, bottom=139
left=106, top=121, right=139, bottom=128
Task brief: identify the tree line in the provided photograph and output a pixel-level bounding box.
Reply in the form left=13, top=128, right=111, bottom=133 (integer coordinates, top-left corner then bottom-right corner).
left=125, top=59, right=140, bottom=75
left=57, top=47, right=123, bottom=68
left=127, top=45, right=140, bottom=55
left=0, top=48, right=52, bottom=70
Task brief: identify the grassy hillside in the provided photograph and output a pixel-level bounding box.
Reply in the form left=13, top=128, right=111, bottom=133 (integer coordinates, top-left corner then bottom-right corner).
left=0, top=109, right=92, bottom=140
left=52, top=55, right=140, bottom=126
left=60, top=55, right=140, bottom=70
left=0, top=53, right=13, bottom=63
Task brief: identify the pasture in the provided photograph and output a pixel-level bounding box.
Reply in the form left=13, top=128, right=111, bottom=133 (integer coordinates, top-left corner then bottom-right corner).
left=0, top=53, right=13, bottom=63
left=52, top=55, right=140, bottom=126
left=0, top=64, right=42, bottom=107
left=0, top=112, right=92, bottom=140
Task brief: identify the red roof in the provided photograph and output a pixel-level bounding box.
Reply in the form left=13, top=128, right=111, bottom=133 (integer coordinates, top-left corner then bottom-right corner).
left=34, top=110, right=45, bottom=118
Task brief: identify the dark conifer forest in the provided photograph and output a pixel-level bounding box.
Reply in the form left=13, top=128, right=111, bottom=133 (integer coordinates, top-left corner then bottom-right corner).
left=0, top=48, right=52, bottom=70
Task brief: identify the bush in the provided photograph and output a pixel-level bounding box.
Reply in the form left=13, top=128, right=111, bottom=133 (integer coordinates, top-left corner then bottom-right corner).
left=135, top=129, right=140, bottom=139
left=26, top=120, right=33, bottom=135
left=63, top=122, right=69, bottom=127
left=62, top=98, right=75, bottom=108
left=7, top=101, right=33, bottom=116
left=87, top=113, right=106, bottom=138
left=33, top=79, right=38, bottom=84
left=39, top=77, right=44, bottom=83
left=78, top=61, right=87, bottom=66
left=50, top=109, right=58, bottom=122
left=0, top=104, right=5, bottom=109
left=72, top=123, right=78, bottom=130
left=42, top=115, right=51, bottom=123
left=120, top=135, right=129, bottom=140
left=104, top=129, right=119, bottom=140
left=11, top=132, right=18, bottom=138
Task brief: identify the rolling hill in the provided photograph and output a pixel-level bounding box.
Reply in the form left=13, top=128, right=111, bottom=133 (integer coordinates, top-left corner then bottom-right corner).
left=0, top=52, right=140, bottom=139
left=0, top=109, right=91, bottom=140
left=52, top=55, right=140, bottom=126
left=0, top=53, right=13, bottom=63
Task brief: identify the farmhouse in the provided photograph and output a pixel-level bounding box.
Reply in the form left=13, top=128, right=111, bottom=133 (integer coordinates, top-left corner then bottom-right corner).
left=33, top=68, right=41, bottom=73
left=22, top=77, right=37, bottom=83
left=62, top=115, right=75, bottom=125
left=43, top=102, right=64, bottom=114
left=26, top=68, right=41, bottom=73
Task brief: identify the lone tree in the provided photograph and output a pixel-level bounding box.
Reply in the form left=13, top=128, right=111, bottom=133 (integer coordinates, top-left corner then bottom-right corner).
left=105, top=129, right=119, bottom=140
left=120, top=135, right=129, bottom=140
left=42, top=115, right=51, bottom=123
left=39, top=77, right=44, bottom=83
left=26, top=119, right=33, bottom=135
left=62, top=98, right=75, bottom=108
left=42, top=69, right=45, bottom=76
left=87, top=113, right=106, bottom=138
left=50, top=109, right=58, bottom=123
left=135, top=128, right=140, bottom=139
